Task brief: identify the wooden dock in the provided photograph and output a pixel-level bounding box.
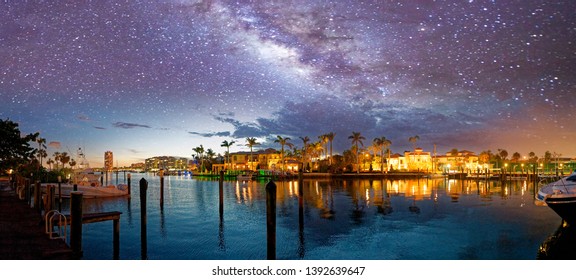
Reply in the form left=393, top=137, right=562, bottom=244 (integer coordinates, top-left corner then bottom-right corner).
left=0, top=186, right=73, bottom=260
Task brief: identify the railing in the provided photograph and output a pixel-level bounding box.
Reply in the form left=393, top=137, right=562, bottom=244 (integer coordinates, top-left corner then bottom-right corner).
left=45, top=210, right=67, bottom=240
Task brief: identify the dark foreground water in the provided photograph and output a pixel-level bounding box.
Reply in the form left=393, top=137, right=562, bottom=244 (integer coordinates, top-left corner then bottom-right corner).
left=67, top=174, right=568, bottom=260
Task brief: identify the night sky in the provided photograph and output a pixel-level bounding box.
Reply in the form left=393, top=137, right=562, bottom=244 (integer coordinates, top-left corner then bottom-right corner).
left=2, top=0, right=575, bottom=167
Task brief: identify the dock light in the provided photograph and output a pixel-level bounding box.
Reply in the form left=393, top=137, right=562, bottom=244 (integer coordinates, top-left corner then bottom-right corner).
left=58, top=176, right=62, bottom=183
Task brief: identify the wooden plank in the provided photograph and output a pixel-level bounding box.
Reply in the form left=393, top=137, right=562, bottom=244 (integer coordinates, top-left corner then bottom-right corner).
left=82, top=211, right=122, bottom=224
left=58, top=211, right=122, bottom=225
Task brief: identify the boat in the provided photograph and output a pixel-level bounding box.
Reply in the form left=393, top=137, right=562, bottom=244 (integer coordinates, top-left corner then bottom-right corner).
left=42, top=168, right=129, bottom=198
left=41, top=148, right=129, bottom=198
left=237, top=172, right=254, bottom=181
left=537, top=171, right=576, bottom=224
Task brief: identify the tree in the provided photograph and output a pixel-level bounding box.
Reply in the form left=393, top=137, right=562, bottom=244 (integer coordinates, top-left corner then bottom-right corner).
left=246, top=137, right=260, bottom=171
left=36, top=137, right=47, bottom=169
left=326, top=132, right=336, bottom=166
left=0, top=119, right=38, bottom=172
left=299, top=136, right=310, bottom=170
left=373, top=136, right=392, bottom=173
left=511, top=152, right=521, bottom=162
left=408, top=135, right=420, bottom=152
left=318, top=134, right=329, bottom=160
left=479, top=151, right=491, bottom=165
left=53, top=152, right=62, bottom=170
left=220, top=140, right=236, bottom=170
left=192, top=145, right=205, bottom=172
left=528, top=152, right=538, bottom=163
left=498, top=149, right=508, bottom=161
left=46, top=158, right=54, bottom=171
left=205, top=148, right=216, bottom=171
left=60, top=152, right=70, bottom=169
left=274, top=135, right=293, bottom=172
left=348, top=132, right=365, bottom=173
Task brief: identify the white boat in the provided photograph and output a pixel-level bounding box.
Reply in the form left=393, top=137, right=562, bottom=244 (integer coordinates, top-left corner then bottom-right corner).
left=537, top=171, right=576, bottom=224
left=43, top=169, right=129, bottom=198
left=237, top=172, right=254, bottom=181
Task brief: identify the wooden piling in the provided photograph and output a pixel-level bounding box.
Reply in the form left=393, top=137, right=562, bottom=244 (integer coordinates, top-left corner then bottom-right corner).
left=140, top=178, right=148, bottom=260
left=70, top=191, right=83, bottom=259
left=266, top=180, right=277, bottom=260
left=58, top=180, right=62, bottom=213
left=219, top=170, right=224, bottom=216
left=46, top=185, right=54, bottom=213
left=25, top=178, right=31, bottom=205
left=127, top=173, right=131, bottom=195
left=33, top=181, right=41, bottom=212
left=113, top=218, right=120, bottom=260
left=160, top=170, right=164, bottom=207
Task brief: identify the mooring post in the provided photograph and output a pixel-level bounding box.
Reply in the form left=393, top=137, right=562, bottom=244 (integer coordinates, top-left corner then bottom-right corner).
left=46, top=185, right=54, bottom=213
left=219, top=170, right=224, bottom=216
left=140, top=178, right=148, bottom=260
left=57, top=176, right=62, bottom=213
left=160, top=170, right=164, bottom=207
left=266, top=180, right=277, bottom=260
left=25, top=178, right=31, bottom=205
left=73, top=184, right=77, bottom=192
left=33, top=180, right=41, bottom=212
left=113, top=218, right=120, bottom=260
left=70, top=191, right=83, bottom=259
left=127, top=173, right=131, bottom=195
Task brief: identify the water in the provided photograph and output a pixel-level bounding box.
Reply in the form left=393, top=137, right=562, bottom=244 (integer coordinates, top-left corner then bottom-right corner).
left=68, top=174, right=564, bottom=260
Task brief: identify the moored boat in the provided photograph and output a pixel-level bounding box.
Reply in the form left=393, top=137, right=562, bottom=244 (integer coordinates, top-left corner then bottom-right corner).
left=237, top=172, right=254, bottom=181
left=537, top=171, right=576, bottom=224
left=42, top=168, right=129, bottom=198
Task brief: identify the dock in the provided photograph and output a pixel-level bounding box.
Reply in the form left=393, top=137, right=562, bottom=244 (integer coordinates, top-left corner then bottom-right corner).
left=0, top=185, right=73, bottom=260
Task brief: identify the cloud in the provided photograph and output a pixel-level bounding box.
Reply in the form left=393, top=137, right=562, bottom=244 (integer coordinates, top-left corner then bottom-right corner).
left=48, top=141, right=61, bottom=149
left=93, top=126, right=106, bottom=130
left=188, top=131, right=231, bottom=137
left=113, top=122, right=151, bottom=129
left=77, top=114, right=91, bottom=121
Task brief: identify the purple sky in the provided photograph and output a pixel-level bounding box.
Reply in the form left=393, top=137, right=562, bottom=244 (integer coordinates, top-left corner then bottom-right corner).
left=2, top=0, right=575, bottom=167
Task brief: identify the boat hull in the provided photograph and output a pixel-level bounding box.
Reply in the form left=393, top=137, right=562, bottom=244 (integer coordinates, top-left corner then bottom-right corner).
left=537, top=172, right=576, bottom=225
left=543, top=198, right=576, bottom=225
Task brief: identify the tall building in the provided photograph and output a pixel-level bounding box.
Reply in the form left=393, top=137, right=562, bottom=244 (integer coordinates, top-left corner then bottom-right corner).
left=104, top=151, right=113, bottom=171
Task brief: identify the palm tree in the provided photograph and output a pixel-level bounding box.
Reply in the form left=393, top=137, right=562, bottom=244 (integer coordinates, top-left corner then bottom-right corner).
left=192, top=145, right=205, bottom=173
left=408, top=135, right=420, bottom=152
left=60, top=152, right=70, bottom=169
left=299, top=136, right=310, bottom=170
left=274, top=135, right=293, bottom=172
left=318, top=134, right=328, bottom=160
left=46, top=158, right=54, bottom=171
left=53, top=151, right=61, bottom=170
left=326, top=132, right=336, bottom=165
left=220, top=140, right=236, bottom=170
left=349, top=132, right=365, bottom=173
left=206, top=148, right=216, bottom=172
left=373, top=137, right=391, bottom=173
left=246, top=137, right=260, bottom=171
left=36, top=137, right=47, bottom=168
left=37, top=149, right=47, bottom=169
left=309, top=141, right=324, bottom=170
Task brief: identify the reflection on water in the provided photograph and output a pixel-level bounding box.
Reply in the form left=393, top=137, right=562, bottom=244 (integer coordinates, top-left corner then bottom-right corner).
left=538, top=221, right=576, bottom=260
left=74, top=174, right=570, bottom=260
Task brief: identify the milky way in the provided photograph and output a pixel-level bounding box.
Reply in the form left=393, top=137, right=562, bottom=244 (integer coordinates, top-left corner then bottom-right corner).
left=1, top=0, right=575, bottom=166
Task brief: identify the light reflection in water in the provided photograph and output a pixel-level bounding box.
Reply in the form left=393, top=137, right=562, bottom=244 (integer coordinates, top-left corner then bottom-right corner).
left=76, top=174, right=567, bottom=260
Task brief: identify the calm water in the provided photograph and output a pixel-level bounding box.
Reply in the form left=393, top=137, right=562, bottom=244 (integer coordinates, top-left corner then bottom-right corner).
left=67, top=174, right=566, bottom=260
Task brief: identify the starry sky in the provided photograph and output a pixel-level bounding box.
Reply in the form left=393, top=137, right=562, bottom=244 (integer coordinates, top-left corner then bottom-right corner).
left=1, top=0, right=575, bottom=167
